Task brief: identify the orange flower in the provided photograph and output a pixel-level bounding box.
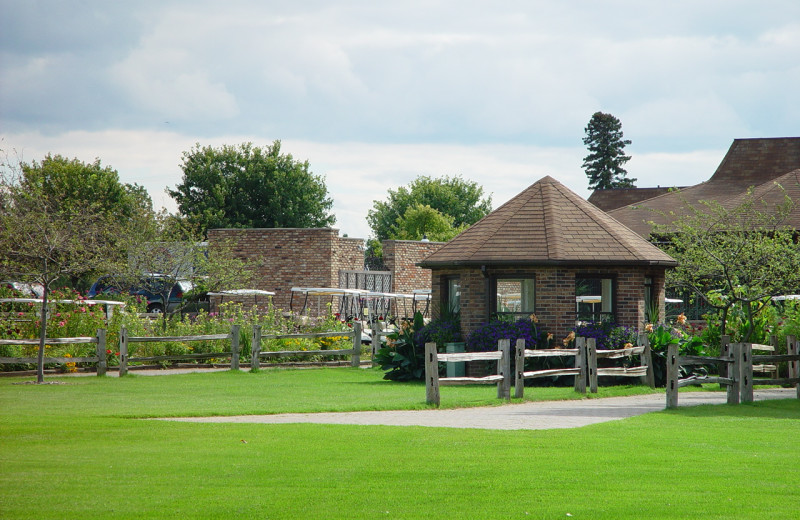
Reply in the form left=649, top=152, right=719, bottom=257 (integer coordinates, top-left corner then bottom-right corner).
left=562, top=331, right=575, bottom=346
left=676, top=313, right=687, bottom=325
left=645, top=323, right=654, bottom=333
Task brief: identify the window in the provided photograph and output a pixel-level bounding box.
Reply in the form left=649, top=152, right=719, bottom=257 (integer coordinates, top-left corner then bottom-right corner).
left=494, top=277, right=535, bottom=319
left=575, top=276, right=614, bottom=323
left=445, top=277, right=461, bottom=313
left=644, top=276, right=655, bottom=322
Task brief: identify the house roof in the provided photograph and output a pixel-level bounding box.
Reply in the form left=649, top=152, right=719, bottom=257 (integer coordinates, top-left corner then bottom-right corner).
left=588, top=187, right=681, bottom=212
left=419, top=176, right=677, bottom=268
left=609, top=137, right=800, bottom=236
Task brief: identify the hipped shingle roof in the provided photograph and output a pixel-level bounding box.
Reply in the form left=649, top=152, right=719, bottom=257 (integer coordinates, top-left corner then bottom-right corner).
left=419, top=176, right=676, bottom=268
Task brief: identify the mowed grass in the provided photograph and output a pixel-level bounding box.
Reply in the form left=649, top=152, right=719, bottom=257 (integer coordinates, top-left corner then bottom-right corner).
left=1, top=368, right=798, bottom=519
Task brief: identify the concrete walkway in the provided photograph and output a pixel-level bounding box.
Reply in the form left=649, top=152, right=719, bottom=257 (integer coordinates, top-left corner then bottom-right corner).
left=162, top=387, right=796, bottom=430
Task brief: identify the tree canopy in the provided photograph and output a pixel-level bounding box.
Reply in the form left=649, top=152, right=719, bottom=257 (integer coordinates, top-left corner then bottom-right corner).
left=655, top=189, right=800, bottom=340
left=367, top=175, right=492, bottom=242
left=20, top=154, right=154, bottom=227
left=169, top=141, right=335, bottom=235
left=582, top=111, right=636, bottom=190
left=391, top=203, right=468, bottom=242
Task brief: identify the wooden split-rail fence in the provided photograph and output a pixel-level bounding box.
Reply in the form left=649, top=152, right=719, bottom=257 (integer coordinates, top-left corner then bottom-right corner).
left=250, top=322, right=362, bottom=369
left=425, top=336, right=654, bottom=406
left=1, top=323, right=364, bottom=374
left=0, top=330, right=109, bottom=375
left=665, top=334, right=800, bottom=408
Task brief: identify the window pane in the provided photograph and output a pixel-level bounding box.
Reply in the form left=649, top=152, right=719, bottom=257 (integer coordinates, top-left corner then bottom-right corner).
left=496, top=278, right=534, bottom=314
left=576, top=277, right=614, bottom=322
left=447, top=278, right=461, bottom=313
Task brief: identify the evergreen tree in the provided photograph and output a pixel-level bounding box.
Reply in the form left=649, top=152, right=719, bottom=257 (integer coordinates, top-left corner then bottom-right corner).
left=582, top=112, right=636, bottom=190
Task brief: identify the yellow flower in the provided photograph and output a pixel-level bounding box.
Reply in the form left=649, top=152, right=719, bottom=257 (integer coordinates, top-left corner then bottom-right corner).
left=529, top=314, right=539, bottom=323
left=562, top=331, right=575, bottom=346
left=676, top=313, right=687, bottom=325
left=624, top=342, right=633, bottom=349
left=645, top=323, right=654, bottom=333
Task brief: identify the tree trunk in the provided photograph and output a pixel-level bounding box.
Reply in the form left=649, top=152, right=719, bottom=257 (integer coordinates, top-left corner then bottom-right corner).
left=36, top=278, right=48, bottom=384
left=743, top=302, right=754, bottom=343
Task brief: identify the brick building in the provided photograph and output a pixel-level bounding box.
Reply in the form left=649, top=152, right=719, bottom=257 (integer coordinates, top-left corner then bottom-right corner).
left=419, top=176, right=676, bottom=342
left=382, top=240, right=444, bottom=294
left=206, top=228, right=443, bottom=317
left=607, top=137, right=800, bottom=237
left=207, top=228, right=364, bottom=315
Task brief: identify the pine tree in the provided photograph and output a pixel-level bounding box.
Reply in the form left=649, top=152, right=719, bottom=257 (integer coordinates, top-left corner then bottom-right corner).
left=582, top=112, right=636, bottom=190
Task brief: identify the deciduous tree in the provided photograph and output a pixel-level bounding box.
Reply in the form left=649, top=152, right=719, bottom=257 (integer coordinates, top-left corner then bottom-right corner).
left=169, top=141, right=335, bottom=236
left=367, top=175, right=491, bottom=243
left=0, top=153, right=131, bottom=383
left=654, top=188, right=800, bottom=340
left=391, top=204, right=467, bottom=242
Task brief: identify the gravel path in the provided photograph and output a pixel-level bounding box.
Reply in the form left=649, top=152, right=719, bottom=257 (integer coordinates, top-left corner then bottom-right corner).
left=161, top=387, right=796, bottom=430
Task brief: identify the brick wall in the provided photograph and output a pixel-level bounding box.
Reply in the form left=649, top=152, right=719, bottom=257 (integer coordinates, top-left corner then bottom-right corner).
left=207, top=228, right=364, bottom=316
left=432, top=264, right=669, bottom=345
left=382, top=240, right=444, bottom=294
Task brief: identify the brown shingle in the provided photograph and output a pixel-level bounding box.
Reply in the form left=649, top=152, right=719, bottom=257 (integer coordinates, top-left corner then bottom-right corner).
left=419, top=176, right=676, bottom=268
left=610, top=137, right=800, bottom=236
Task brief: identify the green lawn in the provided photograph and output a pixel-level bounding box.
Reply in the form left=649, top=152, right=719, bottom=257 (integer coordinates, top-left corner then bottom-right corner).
left=1, top=368, right=798, bottom=519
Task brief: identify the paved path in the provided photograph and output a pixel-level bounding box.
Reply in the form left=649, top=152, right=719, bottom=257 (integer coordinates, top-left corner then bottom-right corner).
left=162, top=388, right=796, bottom=430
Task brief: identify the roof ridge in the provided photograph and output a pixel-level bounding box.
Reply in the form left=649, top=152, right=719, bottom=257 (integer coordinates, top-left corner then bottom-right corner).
left=556, top=181, right=668, bottom=261
left=429, top=183, right=531, bottom=261
left=541, top=180, right=561, bottom=259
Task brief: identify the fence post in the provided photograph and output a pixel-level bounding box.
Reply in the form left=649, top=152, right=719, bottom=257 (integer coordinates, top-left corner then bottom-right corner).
left=666, top=343, right=679, bottom=409
left=770, top=334, right=779, bottom=378
left=727, top=342, right=740, bottom=405
left=587, top=337, right=598, bottom=394
left=719, top=335, right=731, bottom=389
left=230, top=324, right=241, bottom=371
left=95, top=329, right=107, bottom=377
left=497, top=339, right=511, bottom=400
left=251, top=325, right=261, bottom=372
left=639, top=333, right=655, bottom=388
left=119, top=327, right=128, bottom=377
left=424, top=341, right=440, bottom=406
left=371, top=330, right=381, bottom=367
left=514, top=338, right=525, bottom=398
left=351, top=322, right=362, bottom=367
left=788, top=335, right=799, bottom=399
left=574, top=337, right=586, bottom=394
left=740, top=342, right=753, bottom=403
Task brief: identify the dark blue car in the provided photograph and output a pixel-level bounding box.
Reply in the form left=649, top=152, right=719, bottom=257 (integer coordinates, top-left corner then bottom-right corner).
left=88, top=275, right=192, bottom=313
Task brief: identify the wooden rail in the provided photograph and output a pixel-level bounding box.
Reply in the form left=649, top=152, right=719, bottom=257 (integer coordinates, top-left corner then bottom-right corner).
left=250, top=322, right=362, bottom=370
left=514, top=339, right=585, bottom=397
left=424, top=340, right=511, bottom=406
left=0, top=330, right=108, bottom=376
left=513, top=335, right=654, bottom=398
left=119, top=325, right=241, bottom=376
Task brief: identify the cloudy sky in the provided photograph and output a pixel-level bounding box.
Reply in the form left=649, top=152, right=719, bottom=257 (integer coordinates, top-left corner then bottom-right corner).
left=2, top=1, right=798, bottom=239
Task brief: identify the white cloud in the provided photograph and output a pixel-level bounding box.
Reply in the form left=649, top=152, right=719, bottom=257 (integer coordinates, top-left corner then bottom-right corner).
left=2, top=130, right=727, bottom=241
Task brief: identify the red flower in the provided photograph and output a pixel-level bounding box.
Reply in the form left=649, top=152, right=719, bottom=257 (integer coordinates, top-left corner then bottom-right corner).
left=347, top=323, right=353, bottom=327
left=115, top=352, right=120, bottom=356
left=106, top=349, right=112, bottom=354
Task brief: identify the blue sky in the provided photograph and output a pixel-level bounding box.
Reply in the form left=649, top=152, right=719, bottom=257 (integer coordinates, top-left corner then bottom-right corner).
left=2, top=1, right=798, bottom=239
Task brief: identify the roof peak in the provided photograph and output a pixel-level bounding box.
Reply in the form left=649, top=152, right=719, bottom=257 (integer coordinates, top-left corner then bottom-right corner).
left=420, top=176, right=676, bottom=268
